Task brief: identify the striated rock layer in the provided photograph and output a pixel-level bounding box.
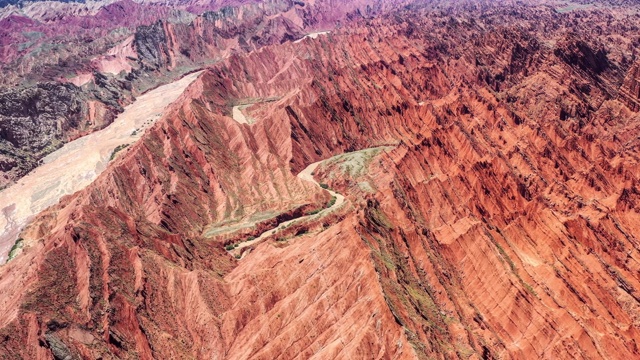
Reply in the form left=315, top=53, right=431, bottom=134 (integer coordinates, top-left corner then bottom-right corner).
left=1, top=0, right=640, bottom=359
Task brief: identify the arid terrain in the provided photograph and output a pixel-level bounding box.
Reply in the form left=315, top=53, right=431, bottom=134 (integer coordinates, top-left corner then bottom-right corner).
left=1, top=0, right=640, bottom=359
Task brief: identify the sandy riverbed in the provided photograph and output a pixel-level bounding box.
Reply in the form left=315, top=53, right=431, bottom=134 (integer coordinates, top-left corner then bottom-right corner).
left=0, top=71, right=202, bottom=263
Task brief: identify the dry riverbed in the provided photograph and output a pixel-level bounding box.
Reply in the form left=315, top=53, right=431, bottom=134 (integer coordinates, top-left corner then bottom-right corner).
left=0, top=71, right=202, bottom=263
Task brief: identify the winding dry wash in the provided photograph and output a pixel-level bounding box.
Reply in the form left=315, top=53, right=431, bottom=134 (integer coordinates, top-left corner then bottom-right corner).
left=229, top=157, right=348, bottom=256
left=0, top=71, right=202, bottom=263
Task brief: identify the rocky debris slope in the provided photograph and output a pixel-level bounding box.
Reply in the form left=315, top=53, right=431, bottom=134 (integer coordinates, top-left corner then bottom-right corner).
left=1, top=0, right=640, bottom=359
left=0, top=81, right=125, bottom=189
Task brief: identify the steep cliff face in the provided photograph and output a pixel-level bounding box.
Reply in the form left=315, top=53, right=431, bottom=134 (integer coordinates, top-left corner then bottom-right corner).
left=620, top=61, right=640, bottom=111
left=208, top=18, right=640, bottom=357
left=0, top=69, right=330, bottom=358
left=1, top=1, right=640, bottom=359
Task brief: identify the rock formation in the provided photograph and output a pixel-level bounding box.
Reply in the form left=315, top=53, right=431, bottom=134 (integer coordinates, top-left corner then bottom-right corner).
left=1, top=0, right=640, bottom=359
left=620, top=61, right=640, bottom=111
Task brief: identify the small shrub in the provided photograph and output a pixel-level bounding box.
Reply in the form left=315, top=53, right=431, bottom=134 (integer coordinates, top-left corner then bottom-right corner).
left=7, top=238, right=24, bottom=262
left=109, top=144, right=130, bottom=161
left=326, top=196, right=337, bottom=208
left=225, top=244, right=235, bottom=251
left=319, top=183, right=329, bottom=189
left=247, top=236, right=256, bottom=241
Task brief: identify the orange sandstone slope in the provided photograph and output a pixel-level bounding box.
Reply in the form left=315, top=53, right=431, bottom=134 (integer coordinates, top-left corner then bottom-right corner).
left=2, top=1, right=640, bottom=359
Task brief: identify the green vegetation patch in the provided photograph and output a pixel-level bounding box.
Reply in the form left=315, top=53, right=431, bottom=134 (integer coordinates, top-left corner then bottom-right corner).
left=324, top=146, right=393, bottom=178
left=22, top=31, right=44, bottom=40
left=370, top=208, right=394, bottom=230
left=555, top=2, right=594, bottom=13
left=489, top=229, right=538, bottom=298
left=109, top=143, right=130, bottom=161
left=7, top=238, right=24, bottom=262
left=225, top=243, right=240, bottom=251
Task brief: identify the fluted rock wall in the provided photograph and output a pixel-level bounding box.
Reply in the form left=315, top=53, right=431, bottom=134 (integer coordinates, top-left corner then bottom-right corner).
left=620, top=62, right=640, bottom=111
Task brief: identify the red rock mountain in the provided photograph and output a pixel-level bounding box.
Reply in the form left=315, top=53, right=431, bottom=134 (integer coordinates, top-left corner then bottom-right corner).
left=1, top=0, right=640, bottom=359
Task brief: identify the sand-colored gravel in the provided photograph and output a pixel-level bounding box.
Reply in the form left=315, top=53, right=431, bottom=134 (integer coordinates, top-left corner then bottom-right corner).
left=293, top=30, right=331, bottom=43
left=231, top=105, right=249, bottom=124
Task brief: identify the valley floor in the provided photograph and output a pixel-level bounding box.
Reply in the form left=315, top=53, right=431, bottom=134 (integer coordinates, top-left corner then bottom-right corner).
left=0, top=72, right=202, bottom=263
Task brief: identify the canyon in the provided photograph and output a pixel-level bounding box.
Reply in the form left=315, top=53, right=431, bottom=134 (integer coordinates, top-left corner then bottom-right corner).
left=0, top=0, right=640, bottom=359
left=0, top=0, right=403, bottom=188
left=0, top=71, right=201, bottom=264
